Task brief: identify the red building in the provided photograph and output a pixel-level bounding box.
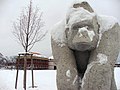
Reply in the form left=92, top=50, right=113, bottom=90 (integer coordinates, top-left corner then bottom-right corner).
left=16, top=52, right=49, bottom=70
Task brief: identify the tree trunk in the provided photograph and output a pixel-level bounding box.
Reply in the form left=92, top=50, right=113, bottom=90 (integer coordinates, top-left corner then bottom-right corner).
left=23, top=54, right=27, bottom=90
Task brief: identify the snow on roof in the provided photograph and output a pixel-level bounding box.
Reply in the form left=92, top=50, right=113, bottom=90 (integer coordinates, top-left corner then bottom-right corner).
left=18, top=52, right=31, bottom=55
left=30, top=52, right=41, bottom=55
left=33, top=54, right=47, bottom=58
left=49, top=56, right=54, bottom=59
left=51, top=20, right=66, bottom=47
left=18, top=52, right=47, bottom=58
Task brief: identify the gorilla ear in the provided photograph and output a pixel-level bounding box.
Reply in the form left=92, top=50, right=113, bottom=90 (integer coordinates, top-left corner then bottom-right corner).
left=73, top=1, right=94, bottom=13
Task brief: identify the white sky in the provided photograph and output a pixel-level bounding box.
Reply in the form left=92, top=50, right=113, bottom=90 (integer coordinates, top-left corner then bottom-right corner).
left=0, top=0, right=120, bottom=57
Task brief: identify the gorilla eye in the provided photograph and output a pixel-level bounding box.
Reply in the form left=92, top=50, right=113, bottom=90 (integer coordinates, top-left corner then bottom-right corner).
left=85, top=26, right=89, bottom=29
left=72, top=25, right=82, bottom=30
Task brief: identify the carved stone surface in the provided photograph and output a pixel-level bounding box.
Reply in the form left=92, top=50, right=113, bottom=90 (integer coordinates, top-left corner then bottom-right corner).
left=51, top=1, right=120, bottom=90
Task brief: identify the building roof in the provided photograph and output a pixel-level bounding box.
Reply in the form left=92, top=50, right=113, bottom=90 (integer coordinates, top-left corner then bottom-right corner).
left=18, top=52, right=48, bottom=60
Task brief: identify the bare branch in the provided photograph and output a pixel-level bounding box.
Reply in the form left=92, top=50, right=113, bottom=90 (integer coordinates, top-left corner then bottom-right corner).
left=13, top=0, right=46, bottom=52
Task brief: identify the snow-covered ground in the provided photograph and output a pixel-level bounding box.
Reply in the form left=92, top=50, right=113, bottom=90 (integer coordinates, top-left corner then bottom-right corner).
left=0, top=70, right=57, bottom=90
left=114, top=67, right=120, bottom=90
left=0, top=68, right=119, bottom=90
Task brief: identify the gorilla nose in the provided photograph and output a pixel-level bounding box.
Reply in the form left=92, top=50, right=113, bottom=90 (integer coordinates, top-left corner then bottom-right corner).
left=78, top=27, right=95, bottom=41
left=73, top=32, right=90, bottom=44
left=72, top=27, right=95, bottom=43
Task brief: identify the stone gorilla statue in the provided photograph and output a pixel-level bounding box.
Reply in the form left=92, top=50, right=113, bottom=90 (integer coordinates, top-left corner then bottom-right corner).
left=51, top=1, right=120, bottom=90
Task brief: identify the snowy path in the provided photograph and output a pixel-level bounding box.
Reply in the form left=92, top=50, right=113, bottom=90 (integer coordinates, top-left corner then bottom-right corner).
left=0, top=68, right=120, bottom=90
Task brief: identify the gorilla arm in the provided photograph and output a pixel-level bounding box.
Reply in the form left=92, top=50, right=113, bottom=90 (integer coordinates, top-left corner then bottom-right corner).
left=51, top=39, right=79, bottom=90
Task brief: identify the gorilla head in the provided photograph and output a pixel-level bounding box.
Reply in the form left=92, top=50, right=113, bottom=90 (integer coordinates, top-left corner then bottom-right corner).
left=65, top=2, right=99, bottom=51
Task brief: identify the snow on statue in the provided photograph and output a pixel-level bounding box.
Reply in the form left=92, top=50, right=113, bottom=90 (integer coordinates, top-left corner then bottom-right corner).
left=51, top=0, right=120, bottom=90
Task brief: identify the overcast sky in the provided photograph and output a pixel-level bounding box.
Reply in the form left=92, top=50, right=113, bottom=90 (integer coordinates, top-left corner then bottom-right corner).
left=0, top=0, right=120, bottom=57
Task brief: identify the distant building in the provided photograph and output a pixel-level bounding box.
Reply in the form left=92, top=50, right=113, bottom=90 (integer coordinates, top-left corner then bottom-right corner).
left=15, top=52, right=56, bottom=70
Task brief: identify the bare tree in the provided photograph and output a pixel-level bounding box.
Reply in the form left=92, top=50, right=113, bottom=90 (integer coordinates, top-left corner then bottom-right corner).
left=13, top=0, right=47, bottom=52
left=13, top=1, right=47, bottom=89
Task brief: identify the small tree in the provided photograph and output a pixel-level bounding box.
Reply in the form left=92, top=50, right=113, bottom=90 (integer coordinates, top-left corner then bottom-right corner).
left=13, top=0, right=47, bottom=52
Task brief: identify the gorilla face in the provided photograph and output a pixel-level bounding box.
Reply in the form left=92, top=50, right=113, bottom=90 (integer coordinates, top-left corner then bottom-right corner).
left=66, top=8, right=99, bottom=51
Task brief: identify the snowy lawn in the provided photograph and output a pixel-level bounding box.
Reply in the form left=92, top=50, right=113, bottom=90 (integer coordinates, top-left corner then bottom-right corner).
left=0, top=70, right=57, bottom=90
left=0, top=68, right=120, bottom=90
left=114, top=67, right=120, bottom=90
